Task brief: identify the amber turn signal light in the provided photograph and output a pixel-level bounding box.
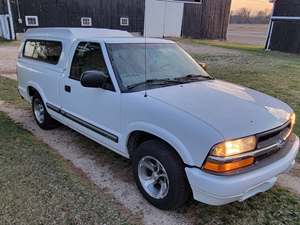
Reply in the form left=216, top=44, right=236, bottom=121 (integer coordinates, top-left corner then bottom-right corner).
left=203, top=157, right=255, bottom=173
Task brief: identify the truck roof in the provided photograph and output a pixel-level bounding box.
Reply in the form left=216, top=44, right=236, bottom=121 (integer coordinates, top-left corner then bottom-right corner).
left=24, top=28, right=134, bottom=40
left=23, top=28, right=174, bottom=44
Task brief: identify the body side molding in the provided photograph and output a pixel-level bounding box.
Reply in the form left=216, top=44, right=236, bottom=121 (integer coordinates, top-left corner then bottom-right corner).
left=46, top=103, right=119, bottom=143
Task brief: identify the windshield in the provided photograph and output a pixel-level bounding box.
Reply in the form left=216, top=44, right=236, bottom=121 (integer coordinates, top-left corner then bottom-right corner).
left=106, top=43, right=210, bottom=91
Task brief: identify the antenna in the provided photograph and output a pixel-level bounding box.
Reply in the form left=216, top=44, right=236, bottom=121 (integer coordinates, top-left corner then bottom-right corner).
left=144, top=11, right=148, bottom=98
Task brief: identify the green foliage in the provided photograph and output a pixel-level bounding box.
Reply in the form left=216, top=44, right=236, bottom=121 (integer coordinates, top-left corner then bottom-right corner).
left=0, top=77, right=28, bottom=108
left=179, top=188, right=300, bottom=225
left=0, top=40, right=20, bottom=46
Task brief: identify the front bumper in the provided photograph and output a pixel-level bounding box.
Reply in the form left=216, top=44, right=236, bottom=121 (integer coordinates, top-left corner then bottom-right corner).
left=186, top=135, right=299, bottom=206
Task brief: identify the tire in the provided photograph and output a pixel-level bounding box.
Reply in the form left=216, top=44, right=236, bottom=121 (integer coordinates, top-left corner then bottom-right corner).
left=32, top=93, right=58, bottom=130
left=132, top=139, right=191, bottom=210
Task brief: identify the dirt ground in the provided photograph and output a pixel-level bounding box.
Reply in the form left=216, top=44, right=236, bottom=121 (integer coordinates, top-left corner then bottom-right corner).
left=0, top=44, right=19, bottom=74
left=227, top=24, right=269, bottom=46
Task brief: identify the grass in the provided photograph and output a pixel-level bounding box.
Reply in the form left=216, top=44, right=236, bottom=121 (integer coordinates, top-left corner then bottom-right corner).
left=0, top=39, right=20, bottom=46
left=180, top=188, right=300, bottom=225
left=180, top=39, right=264, bottom=53
left=0, top=111, right=142, bottom=225
left=0, top=76, right=28, bottom=108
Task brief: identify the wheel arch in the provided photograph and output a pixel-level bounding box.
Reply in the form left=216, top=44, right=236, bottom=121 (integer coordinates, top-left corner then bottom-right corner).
left=125, top=123, right=194, bottom=166
left=26, top=82, right=47, bottom=103
left=28, top=86, right=38, bottom=97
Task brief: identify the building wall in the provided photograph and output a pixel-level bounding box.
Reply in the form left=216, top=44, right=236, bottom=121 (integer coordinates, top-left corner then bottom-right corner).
left=0, top=0, right=7, bottom=14
left=7, top=0, right=231, bottom=40
left=182, top=3, right=202, bottom=38
left=182, top=0, right=232, bottom=39
left=10, top=0, right=145, bottom=33
left=269, top=0, right=300, bottom=54
left=274, top=0, right=300, bottom=17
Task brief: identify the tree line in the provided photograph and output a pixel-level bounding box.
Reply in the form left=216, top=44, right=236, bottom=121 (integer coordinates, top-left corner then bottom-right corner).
left=230, top=8, right=271, bottom=24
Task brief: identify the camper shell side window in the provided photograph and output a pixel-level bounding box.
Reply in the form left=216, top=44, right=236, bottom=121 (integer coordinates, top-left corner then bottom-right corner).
left=23, top=39, right=63, bottom=65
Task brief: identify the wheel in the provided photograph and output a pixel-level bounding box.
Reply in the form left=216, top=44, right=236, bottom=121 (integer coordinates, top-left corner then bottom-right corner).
left=132, top=139, right=191, bottom=210
left=32, top=93, right=58, bottom=130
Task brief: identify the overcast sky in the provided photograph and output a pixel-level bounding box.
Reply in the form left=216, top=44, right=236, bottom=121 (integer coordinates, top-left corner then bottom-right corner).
left=231, top=0, right=272, bottom=12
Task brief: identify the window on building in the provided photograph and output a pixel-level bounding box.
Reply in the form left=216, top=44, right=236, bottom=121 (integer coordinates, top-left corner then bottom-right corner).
left=81, top=17, right=92, bottom=26
left=25, top=16, right=39, bottom=26
left=120, top=17, right=129, bottom=26
left=23, top=40, right=62, bottom=65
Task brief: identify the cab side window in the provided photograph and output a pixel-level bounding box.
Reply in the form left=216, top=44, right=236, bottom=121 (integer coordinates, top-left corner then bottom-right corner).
left=70, top=42, right=114, bottom=91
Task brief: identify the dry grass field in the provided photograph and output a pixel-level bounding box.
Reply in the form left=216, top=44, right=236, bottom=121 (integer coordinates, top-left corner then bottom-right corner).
left=227, top=24, right=269, bottom=45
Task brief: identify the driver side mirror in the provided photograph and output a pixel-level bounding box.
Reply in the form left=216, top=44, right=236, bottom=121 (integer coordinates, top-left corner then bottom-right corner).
left=80, top=70, right=108, bottom=88
left=199, top=62, right=208, bottom=71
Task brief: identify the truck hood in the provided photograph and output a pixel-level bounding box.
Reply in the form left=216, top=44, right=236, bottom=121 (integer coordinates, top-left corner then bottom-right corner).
left=148, top=80, right=293, bottom=139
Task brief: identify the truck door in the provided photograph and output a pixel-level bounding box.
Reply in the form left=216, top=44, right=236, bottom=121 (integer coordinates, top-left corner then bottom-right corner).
left=60, top=41, right=121, bottom=151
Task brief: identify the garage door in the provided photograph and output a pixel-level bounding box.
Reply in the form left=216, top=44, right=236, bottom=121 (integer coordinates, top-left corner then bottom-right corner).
left=0, top=15, right=11, bottom=40
left=144, top=0, right=184, bottom=38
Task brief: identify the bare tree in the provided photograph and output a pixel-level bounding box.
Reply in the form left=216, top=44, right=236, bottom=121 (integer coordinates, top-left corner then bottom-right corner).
left=237, top=8, right=251, bottom=23
left=230, top=8, right=271, bottom=24
left=255, top=10, right=270, bottom=23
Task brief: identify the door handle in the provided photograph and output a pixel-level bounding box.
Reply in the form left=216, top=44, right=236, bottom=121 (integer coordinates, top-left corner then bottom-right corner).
left=65, top=85, right=71, bottom=93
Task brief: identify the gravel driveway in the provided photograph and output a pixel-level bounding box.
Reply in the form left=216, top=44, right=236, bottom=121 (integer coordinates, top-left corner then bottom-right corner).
left=0, top=44, right=19, bottom=75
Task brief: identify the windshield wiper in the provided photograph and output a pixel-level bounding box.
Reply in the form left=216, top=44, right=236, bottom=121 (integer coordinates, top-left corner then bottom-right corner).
left=127, top=78, right=182, bottom=90
left=175, top=74, right=214, bottom=81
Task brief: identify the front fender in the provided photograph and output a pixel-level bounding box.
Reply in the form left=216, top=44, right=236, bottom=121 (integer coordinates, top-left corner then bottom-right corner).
left=124, top=121, right=195, bottom=165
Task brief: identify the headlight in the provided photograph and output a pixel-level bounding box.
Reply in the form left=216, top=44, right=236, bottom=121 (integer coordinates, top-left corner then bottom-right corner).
left=291, top=113, right=296, bottom=128
left=203, top=136, right=257, bottom=173
left=211, top=136, right=257, bottom=157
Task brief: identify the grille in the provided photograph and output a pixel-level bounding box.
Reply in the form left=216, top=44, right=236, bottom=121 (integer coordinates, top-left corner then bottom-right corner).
left=257, top=123, right=292, bottom=152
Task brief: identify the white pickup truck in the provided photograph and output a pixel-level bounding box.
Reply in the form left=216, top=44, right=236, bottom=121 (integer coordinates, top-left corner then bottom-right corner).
left=17, top=28, right=299, bottom=210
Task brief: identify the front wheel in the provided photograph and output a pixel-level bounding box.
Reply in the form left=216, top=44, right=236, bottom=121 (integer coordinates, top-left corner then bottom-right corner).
left=32, top=94, right=58, bottom=130
left=132, top=139, right=191, bottom=210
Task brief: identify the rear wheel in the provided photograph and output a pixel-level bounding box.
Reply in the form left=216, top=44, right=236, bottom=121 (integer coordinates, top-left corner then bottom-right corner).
left=132, top=139, right=191, bottom=210
left=32, top=93, right=58, bottom=130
